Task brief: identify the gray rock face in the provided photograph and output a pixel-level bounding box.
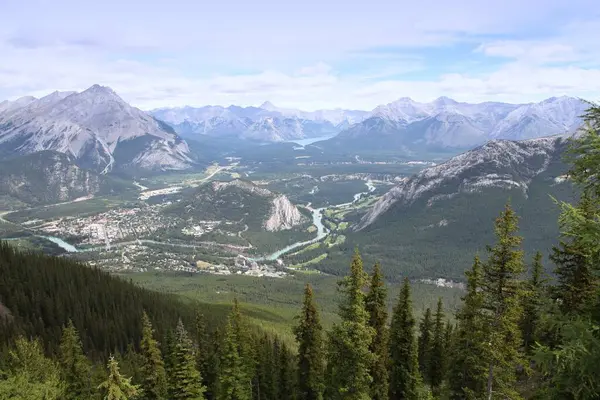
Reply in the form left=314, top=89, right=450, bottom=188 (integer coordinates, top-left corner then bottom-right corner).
left=0, top=85, right=192, bottom=173
left=356, top=134, right=568, bottom=230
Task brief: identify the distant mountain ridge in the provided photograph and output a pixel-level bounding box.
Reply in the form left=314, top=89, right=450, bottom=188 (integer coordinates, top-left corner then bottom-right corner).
left=151, top=102, right=367, bottom=142
left=324, top=96, right=587, bottom=153
left=152, top=96, right=587, bottom=148
left=0, top=85, right=193, bottom=174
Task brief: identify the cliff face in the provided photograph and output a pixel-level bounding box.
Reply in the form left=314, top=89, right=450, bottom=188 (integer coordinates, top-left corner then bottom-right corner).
left=264, top=195, right=304, bottom=231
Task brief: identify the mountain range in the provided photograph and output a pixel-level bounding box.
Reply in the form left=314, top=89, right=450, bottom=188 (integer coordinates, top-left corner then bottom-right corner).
left=0, top=85, right=193, bottom=174
left=318, top=96, right=587, bottom=154
left=153, top=96, right=584, bottom=149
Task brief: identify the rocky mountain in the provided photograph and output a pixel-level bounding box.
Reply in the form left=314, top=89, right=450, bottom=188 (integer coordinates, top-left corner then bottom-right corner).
left=150, top=102, right=366, bottom=142
left=0, top=85, right=193, bottom=174
left=321, top=96, right=587, bottom=154
left=333, top=133, right=576, bottom=280
left=0, top=151, right=134, bottom=208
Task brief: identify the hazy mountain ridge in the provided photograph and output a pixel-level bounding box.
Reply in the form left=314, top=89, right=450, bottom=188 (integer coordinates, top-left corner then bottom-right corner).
left=331, top=96, right=586, bottom=152
left=0, top=85, right=193, bottom=173
left=151, top=102, right=352, bottom=142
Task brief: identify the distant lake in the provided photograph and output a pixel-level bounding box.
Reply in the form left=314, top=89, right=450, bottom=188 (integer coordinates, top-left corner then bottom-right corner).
left=285, top=134, right=337, bottom=146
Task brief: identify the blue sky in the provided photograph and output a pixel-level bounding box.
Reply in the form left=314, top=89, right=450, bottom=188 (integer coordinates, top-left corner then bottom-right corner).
left=1, top=0, right=599, bottom=110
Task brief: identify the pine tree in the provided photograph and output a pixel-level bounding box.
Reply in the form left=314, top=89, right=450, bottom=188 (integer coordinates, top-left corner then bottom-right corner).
left=417, top=308, right=433, bottom=381
left=389, top=278, right=421, bottom=400
left=171, top=319, right=206, bottom=400
left=231, top=299, right=256, bottom=384
left=59, top=319, right=93, bottom=400
left=294, top=283, right=325, bottom=400
left=98, top=356, right=141, bottom=400
left=521, top=252, right=547, bottom=351
left=163, top=328, right=177, bottom=398
left=195, top=312, right=211, bottom=394
left=365, top=263, right=389, bottom=400
left=429, top=299, right=446, bottom=396
left=257, top=334, right=275, bottom=400
left=278, top=342, right=295, bottom=400
left=218, top=313, right=252, bottom=400
left=326, top=249, right=375, bottom=400
left=551, top=193, right=599, bottom=315
left=0, top=336, right=64, bottom=400
left=447, top=257, right=487, bottom=400
left=139, top=311, right=168, bottom=400
left=481, top=204, right=526, bottom=400
left=206, top=327, right=222, bottom=400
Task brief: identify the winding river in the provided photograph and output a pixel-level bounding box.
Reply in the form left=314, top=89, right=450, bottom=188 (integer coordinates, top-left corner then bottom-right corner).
left=2, top=180, right=377, bottom=261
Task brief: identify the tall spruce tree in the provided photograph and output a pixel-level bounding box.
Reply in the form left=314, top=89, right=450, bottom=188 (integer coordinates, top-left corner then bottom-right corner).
left=551, top=193, right=599, bottom=315
left=139, top=311, right=167, bottom=400
left=278, top=342, right=296, bottom=400
left=163, top=328, right=177, bottom=397
left=218, top=312, right=252, bottom=400
left=293, top=283, right=325, bottom=400
left=429, top=299, right=446, bottom=397
left=326, top=249, right=375, bottom=400
left=195, top=312, right=212, bottom=394
left=365, top=263, right=389, bottom=400
left=417, top=308, right=433, bottom=381
left=171, top=319, right=206, bottom=400
left=447, top=257, right=487, bottom=400
left=521, top=252, right=547, bottom=351
left=257, top=334, right=275, bottom=400
left=481, top=204, right=527, bottom=400
left=389, top=278, right=421, bottom=400
left=98, top=356, right=140, bottom=400
left=59, top=319, right=93, bottom=400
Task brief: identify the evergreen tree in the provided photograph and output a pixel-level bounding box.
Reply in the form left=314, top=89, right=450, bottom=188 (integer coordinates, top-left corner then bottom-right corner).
left=163, top=328, right=177, bottom=398
left=231, top=299, right=257, bottom=385
left=0, top=336, right=64, bottom=400
left=278, top=342, right=295, bottom=400
left=195, top=312, right=212, bottom=395
left=365, top=263, right=389, bottom=400
left=521, top=252, right=547, bottom=351
left=326, top=249, right=375, bottom=400
left=447, top=257, right=487, bottom=400
left=171, top=319, right=206, bottom=400
left=59, top=319, right=93, bottom=400
left=98, top=356, right=140, bottom=400
left=206, top=327, right=222, bottom=400
left=480, top=204, right=527, bottom=400
left=417, top=308, right=433, bottom=381
left=293, top=283, right=325, bottom=400
left=429, top=299, right=446, bottom=397
left=257, top=334, right=275, bottom=400
left=218, top=314, right=252, bottom=400
left=551, top=193, right=599, bottom=315
left=139, top=311, right=167, bottom=400
left=389, top=278, right=421, bottom=400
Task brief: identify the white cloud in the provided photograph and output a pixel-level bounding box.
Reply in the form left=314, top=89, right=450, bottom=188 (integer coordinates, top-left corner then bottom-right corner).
left=1, top=1, right=600, bottom=110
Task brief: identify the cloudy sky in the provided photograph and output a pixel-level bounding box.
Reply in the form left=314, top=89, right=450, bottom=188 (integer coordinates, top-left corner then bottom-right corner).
left=1, top=0, right=600, bottom=110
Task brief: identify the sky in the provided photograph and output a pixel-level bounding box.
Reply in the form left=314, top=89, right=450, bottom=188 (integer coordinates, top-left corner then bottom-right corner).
left=1, top=0, right=600, bottom=111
